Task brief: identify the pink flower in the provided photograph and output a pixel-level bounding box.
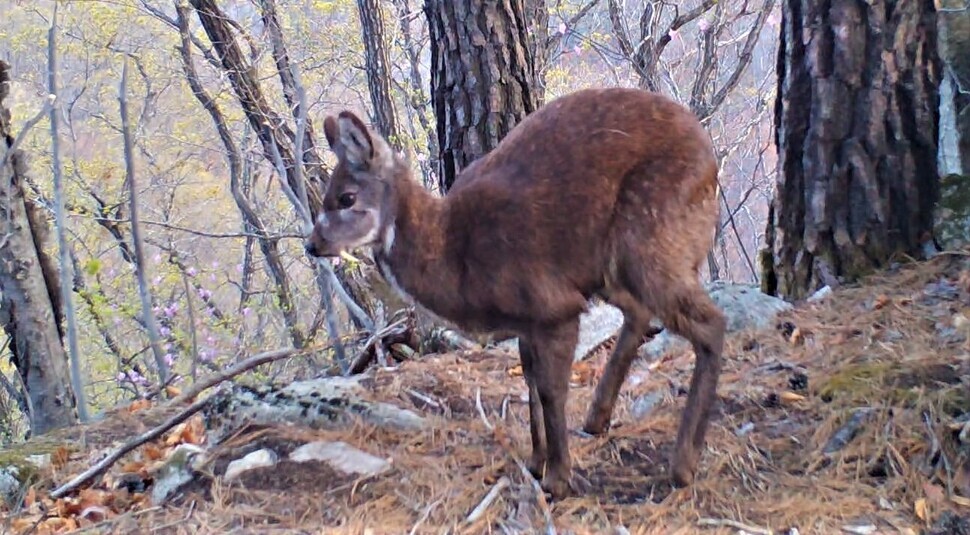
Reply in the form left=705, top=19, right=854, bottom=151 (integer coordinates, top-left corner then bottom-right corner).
left=558, top=22, right=566, bottom=35
left=187, top=267, right=197, bottom=277
left=242, top=307, right=252, bottom=317
left=698, top=18, right=711, bottom=32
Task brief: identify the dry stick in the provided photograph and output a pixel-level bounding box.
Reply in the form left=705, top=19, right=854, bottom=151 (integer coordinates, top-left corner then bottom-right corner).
left=465, top=476, right=511, bottom=524
left=49, top=346, right=315, bottom=499
left=696, top=517, right=773, bottom=535
left=170, top=345, right=316, bottom=405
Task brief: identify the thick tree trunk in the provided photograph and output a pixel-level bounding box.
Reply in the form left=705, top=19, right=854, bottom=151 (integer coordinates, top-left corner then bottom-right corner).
left=356, top=0, right=401, bottom=147
left=424, top=0, right=539, bottom=192
left=762, top=0, right=942, bottom=300
left=0, top=61, right=77, bottom=435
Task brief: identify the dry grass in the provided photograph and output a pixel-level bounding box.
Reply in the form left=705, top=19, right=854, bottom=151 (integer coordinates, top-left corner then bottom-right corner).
left=7, top=252, right=970, bottom=534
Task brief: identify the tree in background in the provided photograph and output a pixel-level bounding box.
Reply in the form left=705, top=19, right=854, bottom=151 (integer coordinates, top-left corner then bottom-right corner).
left=0, top=61, right=78, bottom=436
left=762, top=0, right=942, bottom=300
left=424, top=0, right=540, bottom=192
left=356, top=0, right=402, bottom=147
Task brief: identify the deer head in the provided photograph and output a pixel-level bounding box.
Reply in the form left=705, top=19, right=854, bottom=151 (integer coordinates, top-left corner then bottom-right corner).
left=304, top=111, right=402, bottom=258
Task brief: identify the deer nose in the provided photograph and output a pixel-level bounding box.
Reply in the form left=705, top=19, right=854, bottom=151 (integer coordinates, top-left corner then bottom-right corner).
left=304, top=240, right=318, bottom=257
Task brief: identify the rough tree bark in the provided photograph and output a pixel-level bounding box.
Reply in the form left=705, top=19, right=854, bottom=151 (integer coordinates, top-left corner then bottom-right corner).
left=937, top=0, right=970, bottom=175
left=356, top=0, right=401, bottom=147
left=0, top=61, right=77, bottom=435
left=762, top=0, right=942, bottom=301
left=424, top=0, right=540, bottom=192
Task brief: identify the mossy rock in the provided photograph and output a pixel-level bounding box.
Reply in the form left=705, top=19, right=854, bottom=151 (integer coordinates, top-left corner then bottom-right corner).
left=817, top=362, right=894, bottom=402
left=818, top=360, right=966, bottom=412
left=936, top=174, right=970, bottom=249
left=0, top=439, right=76, bottom=506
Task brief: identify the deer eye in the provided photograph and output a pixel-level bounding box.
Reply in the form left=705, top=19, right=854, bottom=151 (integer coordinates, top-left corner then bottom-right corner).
left=337, top=192, right=357, bottom=209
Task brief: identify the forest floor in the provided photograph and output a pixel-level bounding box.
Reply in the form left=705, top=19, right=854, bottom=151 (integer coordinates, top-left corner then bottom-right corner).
left=3, top=252, right=970, bottom=534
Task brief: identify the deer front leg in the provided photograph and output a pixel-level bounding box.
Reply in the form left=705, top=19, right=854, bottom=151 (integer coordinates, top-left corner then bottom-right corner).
left=518, top=337, right=546, bottom=478
left=530, top=320, right=580, bottom=498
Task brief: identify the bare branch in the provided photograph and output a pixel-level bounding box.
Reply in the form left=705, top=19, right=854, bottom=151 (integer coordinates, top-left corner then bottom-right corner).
left=119, top=57, right=170, bottom=387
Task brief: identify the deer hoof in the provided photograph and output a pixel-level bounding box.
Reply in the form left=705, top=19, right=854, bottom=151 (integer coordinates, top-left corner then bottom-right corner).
left=581, top=412, right=611, bottom=435
left=526, top=456, right=545, bottom=480
left=540, top=473, right=571, bottom=499
left=670, top=461, right=696, bottom=488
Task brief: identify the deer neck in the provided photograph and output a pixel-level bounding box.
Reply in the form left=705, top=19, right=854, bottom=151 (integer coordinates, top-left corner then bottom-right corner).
left=374, top=178, right=459, bottom=320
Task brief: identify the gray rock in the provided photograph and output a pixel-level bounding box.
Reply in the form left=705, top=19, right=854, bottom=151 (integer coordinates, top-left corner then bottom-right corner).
left=224, top=448, right=279, bottom=482
left=640, top=281, right=792, bottom=358
left=0, top=466, right=22, bottom=507
left=630, top=391, right=664, bottom=420
left=289, top=441, right=390, bottom=477
left=202, top=375, right=427, bottom=445
left=494, top=282, right=791, bottom=362
left=150, top=444, right=206, bottom=505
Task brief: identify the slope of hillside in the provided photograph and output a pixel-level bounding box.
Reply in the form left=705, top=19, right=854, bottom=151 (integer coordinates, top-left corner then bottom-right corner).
left=4, top=252, right=970, bottom=534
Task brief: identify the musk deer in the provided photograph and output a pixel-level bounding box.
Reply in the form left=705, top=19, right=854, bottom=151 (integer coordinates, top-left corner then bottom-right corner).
left=305, top=87, right=726, bottom=498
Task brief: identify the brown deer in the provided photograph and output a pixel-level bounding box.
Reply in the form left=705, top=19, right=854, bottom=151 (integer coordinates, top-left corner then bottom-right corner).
left=305, top=87, right=726, bottom=498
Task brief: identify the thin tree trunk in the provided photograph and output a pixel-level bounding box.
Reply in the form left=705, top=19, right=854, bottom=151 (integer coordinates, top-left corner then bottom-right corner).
left=762, top=0, right=941, bottom=300
left=119, top=58, right=170, bottom=386
left=0, top=60, right=77, bottom=435
left=48, top=6, right=88, bottom=421
left=356, top=0, right=401, bottom=147
left=392, top=0, right=440, bottom=189
left=424, top=0, right=539, bottom=192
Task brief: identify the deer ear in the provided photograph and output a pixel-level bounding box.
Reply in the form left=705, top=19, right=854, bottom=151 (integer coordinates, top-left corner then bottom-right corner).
left=323, top=115, right=340, bottom=151
left=336, top=111, right=376, bottom=169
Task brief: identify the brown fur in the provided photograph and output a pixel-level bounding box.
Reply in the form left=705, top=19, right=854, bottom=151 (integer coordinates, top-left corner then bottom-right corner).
left=306, top=87, right=726, bottom=498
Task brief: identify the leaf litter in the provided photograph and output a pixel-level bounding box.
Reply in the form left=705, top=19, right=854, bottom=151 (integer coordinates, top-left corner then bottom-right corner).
left=2, top=252, right=970, bottom=534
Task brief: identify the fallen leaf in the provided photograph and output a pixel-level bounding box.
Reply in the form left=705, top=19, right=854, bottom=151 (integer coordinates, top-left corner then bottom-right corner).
left=873, top=295, right=891, bottom=309
left=789, top=328, right=804, bottom=345
left=570, top=361, right=596, bottom=385
left=143, top=443, right=164, bottom=461
left=952, top=495, right=970, bottom=508
left=128, top=399, right=152, bottom=413
left=915, top=497, right=928, bottom=522
left=507, top=365, right=523, bottom=377
left=52, top=446, right=71, bottom=469
left=164, top=385, right=182, bottom=398
left=165, top=423, right=187, bottom=446
left=120, top=461, right=147, bottom=475
left=179, top=416, right=205, bottom=445
left=11, top=516, right=42, bottom=532
left=23, top=486, right=37, bottom=508
left=780, top=391, right=806, bottom=404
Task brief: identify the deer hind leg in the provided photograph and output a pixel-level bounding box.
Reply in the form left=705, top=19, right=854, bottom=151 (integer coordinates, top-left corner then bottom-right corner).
left=650, top=280, right=726, bottom=487
left=583, top=288, right=661, bottom=435
left=518, top=337, right=547, bottom=478
left=529, top=318, right=580, bottom=498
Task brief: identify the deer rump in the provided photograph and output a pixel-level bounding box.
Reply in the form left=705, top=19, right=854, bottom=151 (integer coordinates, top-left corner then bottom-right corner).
left=309, top=87, right=725, bottom=499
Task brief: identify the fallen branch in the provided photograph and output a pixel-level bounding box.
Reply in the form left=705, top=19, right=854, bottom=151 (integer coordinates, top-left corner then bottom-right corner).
left=172, top=345, right=319, bottom=405
left=697, top=517, right=773, bottom=535
left=465, top=476, right=511, bottom=524
left=50, top=345, right=322, bottom=499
